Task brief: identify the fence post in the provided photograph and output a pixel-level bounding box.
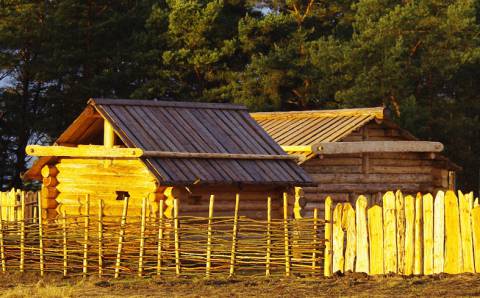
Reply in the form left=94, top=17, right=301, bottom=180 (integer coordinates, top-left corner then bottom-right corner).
left=343, top=203, right=356, bottom=272
left=445, top=190, right=462, bottom=274
left=395, top=190, right=405, bottom=275
left=62, top=210, right=68, bottom=277
left=414, top=193, right=423, bottom=275
left=355, top=196, right=368, bottom=274
left=459, top=191, right=474, bottom=273
left=20, top=191, right=25, bottom=273
left=472, top=201, right=480, bottom=273
left=324, top=196, right=333, bottom=277
left=38, top=192, right=44, bottom=277
left=404, top=195, right=415, bottom=275
left=157, top=200, right=164, bottom=276
left=433, top=191, right=445, bottom=274
left=138, top=197, right=147, bottom=277
left=383, top=191, right=397, bottom=274
left=423, top=193, right=434, bottom=275
left=98, top=199, right=103, bottom=277
left=368, top=205, right=384, bottom=275
left=229, top=194, right=240, bottom=277
left=332, top=203, right=344, bottom=273
left=206, top=195, right=214, bottom=278
left=83, top=194, right=90, bottom=277
left=114, top=195, right=129, bottom=278
left=174, top=198, right=181, bottom=277
left=283, top=192, right=291, bottom=277
left=311, top=208, right=318, bottom=274
left=266, top=196, right=271, bottom=277
left=0, top=200, right=5, bottom=273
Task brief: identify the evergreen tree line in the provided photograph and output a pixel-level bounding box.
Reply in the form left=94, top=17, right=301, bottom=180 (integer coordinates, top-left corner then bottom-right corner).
left=1, top=0, right=479, bottom=193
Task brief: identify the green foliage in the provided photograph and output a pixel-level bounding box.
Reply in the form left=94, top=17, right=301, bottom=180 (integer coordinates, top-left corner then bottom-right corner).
left=0, top=0, right=479, bottom=192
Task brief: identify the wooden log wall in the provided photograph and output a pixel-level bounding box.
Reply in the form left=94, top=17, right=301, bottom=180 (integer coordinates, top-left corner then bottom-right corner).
left=302, top=123, right=453, bottom=218
left=46, top=158, right=158, bottom=218
left=175, top=185, right=291, bottom=220
left=41, top=158, right=293, bottom=220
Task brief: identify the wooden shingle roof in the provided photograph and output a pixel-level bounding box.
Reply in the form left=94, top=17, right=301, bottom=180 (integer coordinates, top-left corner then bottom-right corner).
left=252, top=107, right=384, bottom=146
left=25, top=99, right=313, bottom=186
left=251, top=107, right=460, bottom=170
left=251, top=107, right=384, bottom=160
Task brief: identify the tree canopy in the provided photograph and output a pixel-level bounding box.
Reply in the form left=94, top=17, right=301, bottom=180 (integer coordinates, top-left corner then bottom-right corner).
left=1, top=0, right=479, bottom=193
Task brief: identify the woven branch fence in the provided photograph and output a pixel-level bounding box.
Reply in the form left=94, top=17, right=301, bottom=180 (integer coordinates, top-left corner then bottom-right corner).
left=0, top=190, right=324, bottom=278
left=324, top=190, right=480, bottom=276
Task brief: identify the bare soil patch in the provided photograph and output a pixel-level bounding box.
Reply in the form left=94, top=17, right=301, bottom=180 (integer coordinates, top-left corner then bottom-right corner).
left=1, top=272, right=480, bottom=297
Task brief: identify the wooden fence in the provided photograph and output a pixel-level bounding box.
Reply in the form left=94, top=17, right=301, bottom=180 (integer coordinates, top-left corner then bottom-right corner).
left=0, top=189, right=37, bottom=221
left=0, top=190, right=324, bottom=278
left=324, top=190, right=480, bottom=276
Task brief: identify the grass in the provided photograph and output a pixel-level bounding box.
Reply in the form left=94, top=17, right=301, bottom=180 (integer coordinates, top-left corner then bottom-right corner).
left=1, top=272, right=480, bottom=297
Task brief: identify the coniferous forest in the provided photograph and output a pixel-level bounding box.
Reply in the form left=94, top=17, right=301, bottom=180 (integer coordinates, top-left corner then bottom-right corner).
left=0, top=0, right=479, bottom=193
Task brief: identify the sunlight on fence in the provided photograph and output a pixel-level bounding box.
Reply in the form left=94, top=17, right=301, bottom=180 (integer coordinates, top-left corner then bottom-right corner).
left=324, top=190, right=480, bottom=276
left=0, top=190, right=324, bottom=278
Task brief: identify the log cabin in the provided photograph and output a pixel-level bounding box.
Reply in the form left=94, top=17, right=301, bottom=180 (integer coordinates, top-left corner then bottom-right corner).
left=23, top=99, right=312, bottom=219
left=251, top=107, right=460, bottom=217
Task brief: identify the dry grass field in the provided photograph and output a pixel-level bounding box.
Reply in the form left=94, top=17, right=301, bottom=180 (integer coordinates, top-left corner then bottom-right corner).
left=1, top=272, right=480, bottom=297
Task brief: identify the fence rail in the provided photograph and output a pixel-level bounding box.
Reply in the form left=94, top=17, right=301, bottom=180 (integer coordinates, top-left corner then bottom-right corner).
left=0, top=191, right=324, bottom=278
left=324, top=190, right=480, bottom=276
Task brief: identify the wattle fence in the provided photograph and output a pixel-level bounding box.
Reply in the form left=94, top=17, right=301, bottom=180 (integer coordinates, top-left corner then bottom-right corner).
left=0, top=190, right=324, bottom=278
left=324, top=190, right=480, bottom=276
left=1, top=188, right=479, bottom=278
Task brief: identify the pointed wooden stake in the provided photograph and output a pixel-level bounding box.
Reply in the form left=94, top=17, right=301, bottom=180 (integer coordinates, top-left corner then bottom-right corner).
left=444, top=190, right=463, bottom=274
left=229, top=194, right=240, bottom=277
left=0, top=202, right=5, bottom=273
left=19, top=191, right=25, bottom=273
left=62, top=210, right=68, bottom=277
left=114, top=195, right=129, bottom=278
left=324, top=197, right=333, bottom=277
left=423, top=193, right=434, bottom=275
left=83, top=194, right=90, bottom=277
left=283, top=192, right=291, bottom=276
left=433, top=191, right=445, bottom=274
left=368, top=205, right=384, bottom=275
left=312, top=208, right=319, bottom=274
left=174, top=198, right=181, bottom=277
left=414, top=193, right=423, bottom=275
left=333, top=203, right=344, bottom=273
left=98, top=199, right=103, bottom=277
left=266, top=196, right=272, bottom=277
left=355, top=196, right=369, bottom=274
left=206, top=195, right=214, bottom=278
left=157, top=200, right=164, bottom=276
left=38, top=192, right=44, bottom=277
left=138, top=197, right=147, bottom=277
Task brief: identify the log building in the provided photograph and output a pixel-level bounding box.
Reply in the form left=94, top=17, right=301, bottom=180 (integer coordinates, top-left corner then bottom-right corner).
left=23, top=99, right=312, bottom=219
left=252, top=107, right=460, bottom=217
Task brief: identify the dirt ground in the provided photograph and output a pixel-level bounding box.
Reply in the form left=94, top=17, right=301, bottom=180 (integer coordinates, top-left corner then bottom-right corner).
left=2, top=272, right=480, bottom=297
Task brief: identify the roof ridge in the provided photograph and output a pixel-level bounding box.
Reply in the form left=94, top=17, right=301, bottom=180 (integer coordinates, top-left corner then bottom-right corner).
left=251, top=107, right=385, bottom=120
left=89, top=98, right=248, bottom=110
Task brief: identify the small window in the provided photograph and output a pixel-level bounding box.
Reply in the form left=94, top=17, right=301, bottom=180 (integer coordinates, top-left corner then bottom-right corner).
left=116, top=191, right=130, bottom=201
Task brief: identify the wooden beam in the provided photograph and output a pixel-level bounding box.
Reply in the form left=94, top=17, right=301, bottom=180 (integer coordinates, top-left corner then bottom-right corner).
left=142, top=150, right=298, bottom=160
left=26, top=145, right=297, bottom=160
left=26, top=145, right=142, bottom=158
left=281, top=145, right=313, bottom=152
left=251, top=107, right=384, bottom=120
left=316, top=141, right=444, bottom=155
left=104, top=120, right=115, bottom=148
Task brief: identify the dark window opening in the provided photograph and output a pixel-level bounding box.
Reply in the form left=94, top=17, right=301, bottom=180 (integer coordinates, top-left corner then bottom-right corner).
left=116, top=191, right=130, bottom=201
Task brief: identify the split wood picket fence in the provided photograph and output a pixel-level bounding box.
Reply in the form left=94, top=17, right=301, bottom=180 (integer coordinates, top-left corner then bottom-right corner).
left=0, top=190, right=324, bottom=278
left=323, top=190, right=480, bottom=276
